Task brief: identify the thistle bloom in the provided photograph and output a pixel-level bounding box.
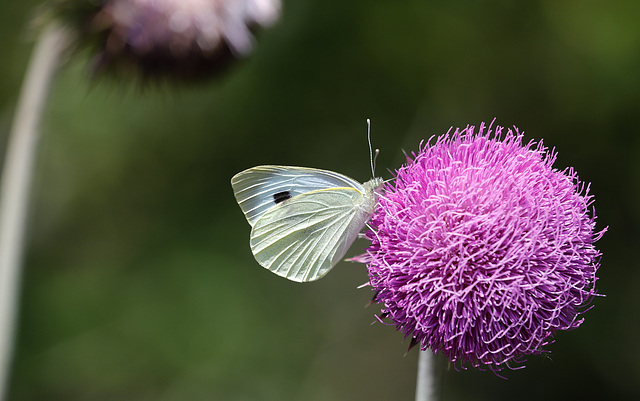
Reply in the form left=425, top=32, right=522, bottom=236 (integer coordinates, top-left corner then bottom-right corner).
left=363, top=122, right=605, bottom=370
left=51, top=0, right=281, bottom=80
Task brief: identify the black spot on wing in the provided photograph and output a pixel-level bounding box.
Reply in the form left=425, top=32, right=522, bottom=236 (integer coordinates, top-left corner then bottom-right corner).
left=273, top=191, right=292, bottom=204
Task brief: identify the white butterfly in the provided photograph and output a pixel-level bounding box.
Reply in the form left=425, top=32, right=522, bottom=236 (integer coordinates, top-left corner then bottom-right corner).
left=231, top=165, right=384, bottom=282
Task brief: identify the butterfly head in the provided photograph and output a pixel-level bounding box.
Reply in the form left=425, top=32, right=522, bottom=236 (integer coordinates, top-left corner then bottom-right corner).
left=363, top=177, right=385, bottom=201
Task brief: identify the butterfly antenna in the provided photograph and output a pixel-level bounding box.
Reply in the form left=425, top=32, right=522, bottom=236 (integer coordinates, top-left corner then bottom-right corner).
left=373, top=149, right=380, bottom=175
left=367, top=119, right=375, bottom=177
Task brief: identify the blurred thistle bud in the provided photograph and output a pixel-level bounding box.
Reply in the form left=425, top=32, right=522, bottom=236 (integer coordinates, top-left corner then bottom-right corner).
left=357, top=121, right=606, bottom=371
left=49, top=0, right=281, bottom=81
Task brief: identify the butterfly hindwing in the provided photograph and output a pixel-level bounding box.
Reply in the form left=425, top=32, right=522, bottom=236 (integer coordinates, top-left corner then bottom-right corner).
left=249, top=187, right=369, bottom=282
left=231, top=165, right=365, bottom=226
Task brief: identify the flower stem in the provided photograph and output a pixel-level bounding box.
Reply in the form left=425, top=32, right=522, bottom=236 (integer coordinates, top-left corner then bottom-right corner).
left=0, top=23, right=70, bottom=400
left=415, top=350, right=435, bottom=401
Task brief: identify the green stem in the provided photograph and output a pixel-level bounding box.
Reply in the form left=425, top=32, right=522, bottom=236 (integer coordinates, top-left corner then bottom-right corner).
left=0, top=23, right=70, bottom=400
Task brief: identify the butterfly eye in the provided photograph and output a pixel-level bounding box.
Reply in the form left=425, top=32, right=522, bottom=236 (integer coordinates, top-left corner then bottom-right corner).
left=273, top=191, right=292, bottom=204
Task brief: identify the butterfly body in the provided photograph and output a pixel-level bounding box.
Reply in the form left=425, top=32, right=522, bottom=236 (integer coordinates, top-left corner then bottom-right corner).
left=232, top=165, right=383, bottom=282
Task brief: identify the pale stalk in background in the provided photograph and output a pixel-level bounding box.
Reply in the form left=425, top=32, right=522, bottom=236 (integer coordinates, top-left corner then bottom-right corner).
left=415, top=350, right=436, bottom=401
left=0, top=23, right=70, bottom=400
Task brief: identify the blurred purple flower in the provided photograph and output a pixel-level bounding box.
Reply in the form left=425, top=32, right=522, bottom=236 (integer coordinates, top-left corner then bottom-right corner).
left=52, top=0, right=281, bottom=80
left=361, top=121, right=605, bottom=370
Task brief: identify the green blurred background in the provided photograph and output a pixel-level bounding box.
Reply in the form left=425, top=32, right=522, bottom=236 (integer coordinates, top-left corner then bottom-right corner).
left=1, top=0, right=638, bottom=400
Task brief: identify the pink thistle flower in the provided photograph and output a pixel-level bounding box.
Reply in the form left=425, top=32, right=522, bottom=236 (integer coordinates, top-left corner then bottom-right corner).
left=362, top=121, right=606, bottom=371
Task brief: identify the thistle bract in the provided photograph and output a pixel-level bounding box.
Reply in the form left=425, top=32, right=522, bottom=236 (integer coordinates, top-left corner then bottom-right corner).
left=364, top=121, right=605, bottom=370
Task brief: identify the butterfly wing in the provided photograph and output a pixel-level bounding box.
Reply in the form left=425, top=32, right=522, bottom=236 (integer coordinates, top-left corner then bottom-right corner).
left=249, top=187, right=372, bottom=282
left=231, top=165, right=365, bottom=226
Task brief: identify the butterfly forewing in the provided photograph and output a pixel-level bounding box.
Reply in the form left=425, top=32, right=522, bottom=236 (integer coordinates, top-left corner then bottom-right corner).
left=249, top=187, right=370, bottom=282
left=231, top=165, right=365, bottom=226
